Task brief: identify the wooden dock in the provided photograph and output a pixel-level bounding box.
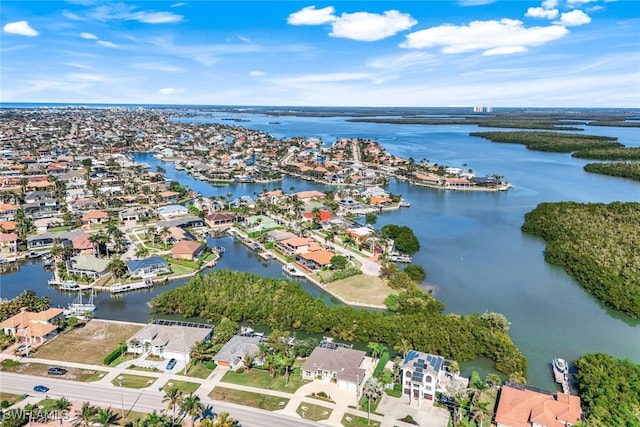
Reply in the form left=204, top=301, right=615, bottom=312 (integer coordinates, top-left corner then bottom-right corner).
left=110, top=279, right=154, bottom=294
left=552, top=364, right=570, bottom=394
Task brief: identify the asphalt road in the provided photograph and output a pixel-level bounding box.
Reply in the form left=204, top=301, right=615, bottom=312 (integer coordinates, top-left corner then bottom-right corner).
left=0, top=372, right=322, bottom=427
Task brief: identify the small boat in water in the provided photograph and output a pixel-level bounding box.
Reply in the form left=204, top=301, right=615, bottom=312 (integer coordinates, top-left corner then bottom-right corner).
left=66, top=289, right=96, bottom=315
left=282, top=263, right=305, bottom=277
left=59, top=281, right=81, bottom=291
left=553, top=358, right=568, bottom=374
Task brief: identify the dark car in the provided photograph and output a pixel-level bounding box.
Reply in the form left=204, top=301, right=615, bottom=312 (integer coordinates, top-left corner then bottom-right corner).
left=33, top=385, right=49, bottom=393
left=47, top=367, right=67, bottom=376
left=165, top=358, right=177, bottom=370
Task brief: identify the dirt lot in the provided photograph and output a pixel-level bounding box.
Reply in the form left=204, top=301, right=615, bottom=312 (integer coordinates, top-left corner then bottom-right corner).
left=0, top=360, right=105, bottom=382
left=323, top=275, right=395, bottom=306
left=34, top=320, right=143, bottom=365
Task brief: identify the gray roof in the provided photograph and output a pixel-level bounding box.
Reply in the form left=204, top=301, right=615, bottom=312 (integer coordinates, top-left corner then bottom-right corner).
left=302, top=346, right=366, bottom=382
left=27, top=229, right=84, bottom=242
left=67, top=255, right=110, bottom=273
left=129, top=324, right=212, bottom=354
left=157, top=216, right=202, bottom=228
left=402, top=350, right=444, bottom=384
left=266, top=230, right=297, bottom=241
left=213, top=335, right=263, bottom=365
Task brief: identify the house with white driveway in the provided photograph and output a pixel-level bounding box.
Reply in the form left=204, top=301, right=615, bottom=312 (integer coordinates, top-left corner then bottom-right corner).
left=401, top=350, right=445, bottom=406
left=126, top=322, right=213, bottom=363
left=301, top=340, right=367, bottom=392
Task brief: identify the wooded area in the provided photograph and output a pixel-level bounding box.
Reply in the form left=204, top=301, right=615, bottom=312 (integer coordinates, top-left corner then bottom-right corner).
left=584, top=162, right=640, bottom=181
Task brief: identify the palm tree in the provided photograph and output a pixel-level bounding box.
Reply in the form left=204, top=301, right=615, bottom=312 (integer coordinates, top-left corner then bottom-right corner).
left=393, top=338, right=413, bottom=359
left=190, top=340, right=215, bottom=366
left=52, top=397, right=72, bottom=425
left=212, top=412, right=236, bottom=427
left=141, top=410, right=170, bottom=427
left=107, top=257, right=128, bottom=280
left=162, top=387, right=183, bottom=424
left=123, top=418, right=146, bottom=427
left=73, top=402, right=98, bottom=427
left=362, top=377, right=384, bottom=425
left=179, top=393, right=204, bottom=427
left=93, top=407, right=121, bottom=427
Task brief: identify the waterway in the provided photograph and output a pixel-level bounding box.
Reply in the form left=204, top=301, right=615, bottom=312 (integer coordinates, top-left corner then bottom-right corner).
left=2, top=111, right=639, bottom=391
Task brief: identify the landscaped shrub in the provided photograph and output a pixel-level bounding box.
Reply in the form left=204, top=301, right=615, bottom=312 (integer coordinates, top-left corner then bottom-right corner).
left=1, top=400, right=10, bottom=408
left=103, top=344, right=127, bottom=365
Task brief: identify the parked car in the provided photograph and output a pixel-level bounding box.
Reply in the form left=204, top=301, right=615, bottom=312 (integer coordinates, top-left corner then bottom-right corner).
left=33, top=385, right=49, bottom=393
left=165, top=358, right=177, bottom=370
left=47, top=367, right=67, bottom=376
left=17, top=344, right=31, bottom=353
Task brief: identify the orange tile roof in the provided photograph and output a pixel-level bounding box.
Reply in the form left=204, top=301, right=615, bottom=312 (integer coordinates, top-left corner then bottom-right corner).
left=0, top=221, right=17, bottom=232
left=495, top=385, right=581, bottom=427
left=0, top=232, right=18, bottom=242
left=171, top=240, right=204, bottom=255
left=0, top=203, right=17, bottom=212
left=300, top=249, right=334, bottom=266
left=81, top=210, right=109, bottom=221
left=282, top=236, right=313, bottom=247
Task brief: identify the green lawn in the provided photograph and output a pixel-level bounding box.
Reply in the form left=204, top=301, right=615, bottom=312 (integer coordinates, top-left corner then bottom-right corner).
left=341, top=413, right=381, bottom=427
left=209, top=387, right=289, bottom=411
left=0, top=360, right=106, bottom=382
left=108, top=353, right=138, bottom=367
left=0, top=392, right=25, bottom=406
left=177, top=362, right=215, bottom=379
left=220, top=362, right=310, bottom=393
left=167, top=263, right=195, bottom=276
left=111, top=374, right=157, bottom=389
left=296, top=401, right=333, bottom=421
left=162, top=380, right=200, bottom=395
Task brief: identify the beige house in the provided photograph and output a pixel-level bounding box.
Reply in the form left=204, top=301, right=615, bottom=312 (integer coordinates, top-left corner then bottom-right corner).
left=0, top=233, right=18, bottom=258
left=301, top=344, right=366, bottom=392
left=0, top=308, right=65, bottom=344
left=171, top=240, right=205, bottom=260
left=126, top=323, right=213, bottom=363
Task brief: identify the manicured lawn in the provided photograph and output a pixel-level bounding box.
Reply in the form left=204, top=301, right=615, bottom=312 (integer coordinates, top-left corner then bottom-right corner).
left=323, top=274, right=395, bottom=306
left=108, top=353, right=138, bottom=367
left=177, top=362, right=215, bottom=379
left=162, top=380, right=200, bottom=395
left=209, top=387, right=289, bottom=411
left=112, top=374, right=157, bottom=389
left=167, top=263, right=194, bottom=276
left=220, top=362, right=310, bottom=393
left=296, top=401, right=332, bottom=421
left=35, top=320, right=143, bottom=365
left=0, top=360, right=106, bottom=382
left=341, top=413, right=381, bottom=427
left=0, top=392, right=25, bottom=406
left=119, top=410, right=149, bottom=426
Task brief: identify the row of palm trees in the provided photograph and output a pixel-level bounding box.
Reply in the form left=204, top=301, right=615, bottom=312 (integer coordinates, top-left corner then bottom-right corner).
left=37, top=394, right=236, bottom=427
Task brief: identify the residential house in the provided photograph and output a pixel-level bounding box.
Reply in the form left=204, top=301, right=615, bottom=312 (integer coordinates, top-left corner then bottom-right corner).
left=157, top=205, right=188, bottom=219
left=495, top=384, right=582, bottom=427
left=265, top=229, right=297, bottom=243
left=119, top=208, right=140, bottom=223
left=204, top=212, right=237, bottom=228
left=157, top=216, right=204, bottom=229
left=171, top=240, right=205, bottom=261
left=70, top=232, right=95, bottom=255
left=66, top=254, right=109, bottom=279
left=275, top=236, right=321, bottom=255
left=0, top=221, right=17, bottom=233
left=126, top=257, right=170, bottom=278
left=126, top=323, right=213, bottom=363
left=401, top=350, right=445, bottom=405
left=297, top=249, right=334, bottom=271
left=213, top=334, right=263, bottom=369
left=0, top=203, right=18, bottom=221
left=68, top=197, right=98, bottom=211
left=159, top=190, right=181, bottom=203
left=26, top=229, right=84, bottom=250
left=301, top=343, right=367, bottom=392
left=0, top=233, right=18, bottom=258
left=292, top=190, right=326, bottom=202
left=81, top=210, right=109, bottom=225
left=0, top=308, right=65, bottom=344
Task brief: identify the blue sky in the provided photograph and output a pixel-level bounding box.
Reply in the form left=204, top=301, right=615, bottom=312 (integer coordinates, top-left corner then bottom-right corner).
left=1, top=1, right=638, bottom=107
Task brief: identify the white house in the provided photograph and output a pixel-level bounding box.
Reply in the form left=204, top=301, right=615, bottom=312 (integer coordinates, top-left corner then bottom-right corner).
left=126, top=323, right=213, bottom=364
left=301, top=342, right=367, bottom=392
left=401, top=350, right=445, bottom=406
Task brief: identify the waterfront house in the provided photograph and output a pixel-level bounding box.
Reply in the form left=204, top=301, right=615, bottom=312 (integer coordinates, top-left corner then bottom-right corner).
left=26, top=229, right=84, bottom=250
left=126, top=323, right=213, bottom=363
left=292, top=190, right=326, bottom=202
left=157, top=205, right=188, bottom=219
left=401, top=350, right=445, bottom=405
left=171, top=240, right=205, bottom=261
left=126, top=256, right=170, bottom=278
left=0, top=203, right=18, bottom=221
left=275, top=236, right=320, bottom=255
left=0, top=308, right=65, bottom=344
left=301, top=344, right=367, bottom=392
left=297, top=249, right=334, bottom=271
left=213, top=334, right=263, bottom=369
left=67, top=197, right=98, bottom=211
left=157, top=216, right=204, bottom=230
left=66, top=254, right=110, bottom=279
left=0, top=221, right=17, bottom=233
left=159, top=190, right=181, bottom=203
left=495, top=384, right=581, bottom=427
left=0, top=233, right=18, bottom=258
left=81, top=210, right=109, bottom=225
left=204, top=212, right=237, bottom=228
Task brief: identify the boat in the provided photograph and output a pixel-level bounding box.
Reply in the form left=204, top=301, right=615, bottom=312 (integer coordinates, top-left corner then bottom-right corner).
left=553, top=358, right=568, bottom=375
left=67, top=289, right=96, bottom=315
left=282, top=263, right=305, bottom=277
left=388, top=253, right=413, bottom=263
left=399, top=199, right=411, bottom=207
left=59, top=281, right=81, bottom=291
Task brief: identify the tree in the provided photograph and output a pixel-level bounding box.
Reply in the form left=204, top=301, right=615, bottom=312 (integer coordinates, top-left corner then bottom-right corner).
left=330, top=255, right=348, bottom=270
left=141, top=411, right=170, bottom=427
left=73, top=402, right=98, bottom=427
left=107, top=258, right=128, bottom=280
left=93, top=408, right=121, bottom=427
left=393, top=338, right=413, bottom=359
left=52, top=397, right=72, bottom=426
left=212, top=412, right=236, bottom=427
left=163, top=387, right=184, bottom=424
left=403, top=264, right=426, bottom=283
left=367, top=342, right=386, bottom=362
left=179, top=393, right=204, bottom=427
left=448, top=360, right=460, bottom=375
left=190, top=340, right=216, bottom=365
left=213, top=318, right=239, bottom=344
left=362, top=377, right=384, bottom=424
left=481, top=312, right=510, bottom=333
left=66, top=316, right=79, bottom=329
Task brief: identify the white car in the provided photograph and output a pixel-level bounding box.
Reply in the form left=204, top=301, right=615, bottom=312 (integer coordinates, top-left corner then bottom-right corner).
left=17, top=344, right=31, bottom=352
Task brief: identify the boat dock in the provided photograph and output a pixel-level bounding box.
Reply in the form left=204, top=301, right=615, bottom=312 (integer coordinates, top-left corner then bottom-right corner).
left=110, top=279, right=154, bottom=294
left=552, top=360, right=570, bottom=394
left=388, top=253, right=413, bottom=263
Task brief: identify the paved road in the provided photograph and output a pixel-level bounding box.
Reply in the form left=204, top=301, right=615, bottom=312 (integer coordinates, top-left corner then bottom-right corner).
left=0, top=372, right=322, bottom=427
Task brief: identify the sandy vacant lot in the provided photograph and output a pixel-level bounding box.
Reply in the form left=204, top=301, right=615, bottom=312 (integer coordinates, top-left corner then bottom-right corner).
left=323, top=274, right=395, bottom=306
left=35, top=320, right=143, bottom=365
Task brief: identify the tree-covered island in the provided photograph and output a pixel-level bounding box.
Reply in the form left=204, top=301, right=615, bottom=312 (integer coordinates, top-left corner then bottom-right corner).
left=522, top=201, right=640, bottom=318
left=151, top=269, right=528, bottom=380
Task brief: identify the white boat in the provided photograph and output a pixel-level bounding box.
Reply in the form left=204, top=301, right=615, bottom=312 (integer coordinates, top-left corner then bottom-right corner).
left=282, top=263, right=305, bottom=277
left=59, top=281, right=81, bottom=291
left=67, top=289, right=96, bottom=314
left=553, top=358, right=568, bottom=374
left=399, top=199, right=411, bottom=207
left=388, top=253, right=413, bottom=263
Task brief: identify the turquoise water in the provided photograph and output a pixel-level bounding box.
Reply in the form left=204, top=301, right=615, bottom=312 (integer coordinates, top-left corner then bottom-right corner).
left=2, top=112, right=639, bottom=391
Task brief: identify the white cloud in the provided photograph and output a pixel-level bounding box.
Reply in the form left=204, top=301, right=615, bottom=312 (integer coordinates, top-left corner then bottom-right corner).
left=330, top=10, right=417, bottom=41
left=158, top=87, right=182, bottom=95
left=66, top=73, right=106, bottom=82
left=249, top=71, right=265, bottom=77
left=63, top=11, right=87, bottom=21
left=557, top=10, right=591, bottom=26
left=171, top=2, right=186, bottom=7
left=483, top=46, right=528, bottom=55
left=288, top=6, right=336, bottom=25
left=80, top=32, right=98, bottom=40
left=83, top=4, right=183, bottom=24
left=130, top=63, right=185, bottom=73
left=401, top=19, right=569, bottom=55
left=566, top=0, right=598, bottom=5
left=542, top=0, right=558, bottom=8
left=367, top=51, right=436, bottom=70
left=3, top=21, right=38, bottom=37
left=127, top=11, right=183, bottom=24
left=279, top=72, right=373, bottom=84
left=526, top=7, right=559, bottom=19
left=97, top=40, right=119, bottom=48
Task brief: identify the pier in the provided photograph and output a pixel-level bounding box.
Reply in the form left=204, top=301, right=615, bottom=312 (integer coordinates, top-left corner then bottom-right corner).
left=110, top=279, right=154, bottom=294
left=552, top=361, right=570, bottom=394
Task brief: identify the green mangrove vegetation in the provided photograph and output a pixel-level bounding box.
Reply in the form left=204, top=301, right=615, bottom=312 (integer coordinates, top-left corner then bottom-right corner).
left=150, top=270, right=527, bottom=378
left=572, top=146, right=640, bottom=160
left=574, top=353, right=640, bottom=427
left=522, top=202, right=640, bottom=318
left=584, top=162, right=640, bottom=182
left=470, top=131, right=620, bottom=152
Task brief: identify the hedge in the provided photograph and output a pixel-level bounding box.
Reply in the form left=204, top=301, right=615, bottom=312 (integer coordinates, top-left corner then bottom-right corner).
left=103, top=344, right=127, bottom=365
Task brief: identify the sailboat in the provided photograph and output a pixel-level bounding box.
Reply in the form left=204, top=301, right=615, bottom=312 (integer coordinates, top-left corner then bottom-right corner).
left=66, top=288, right=96, bottom=316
